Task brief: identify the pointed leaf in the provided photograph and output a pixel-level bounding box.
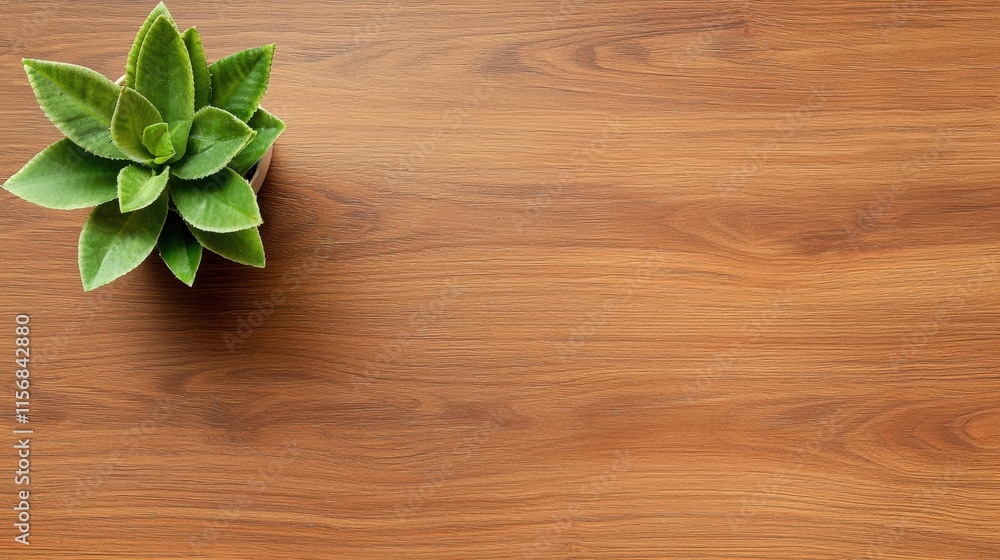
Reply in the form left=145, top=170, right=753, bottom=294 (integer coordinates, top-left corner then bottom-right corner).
left=118, top=164, right=169, bottom=213
left=170, top=168, right=262, bottom=232
left=142, top=122, right=175, bottom=163
left=158, top=211, right=202, bottom=286
left=135, top=15, right=194, bottom=163
left=171, top=106, right=255, bottom=179
left=182, top=27, right=212, bottom=110
left=188, top=224, right=265, bottom=268
left=22, top=59, right=127, bottom=160
left=2, top=139, right=127, bottom=209
left=209, top=44, right=274, bottom=122
left=125, top=2, right=173, bottom=88
left=110, top=86, right=163, bottom=165
left=229, top=107, right=285, bottom=175
left=78, top=189, right=169, bottom=291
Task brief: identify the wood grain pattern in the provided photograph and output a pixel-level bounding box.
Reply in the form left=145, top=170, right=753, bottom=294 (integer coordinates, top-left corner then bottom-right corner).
left=1, top=1, right=999, bottom=558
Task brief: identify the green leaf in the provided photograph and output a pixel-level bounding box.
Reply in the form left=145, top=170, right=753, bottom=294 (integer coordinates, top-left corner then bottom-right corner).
left=182, top=27, right=212, bottom=111
left=118, top=164, right=170, bottom=213
left=229, top=107, right=285, bottom=176
left=158, top=211, right=202, bottom=286
left=2, top=139, right=127, bottom=210
left=209, top=44, right=274, bottom=122
left=169, top=168, right=262, bottom=232
left=110, top=86, right=164, bottom=165
left=78, top=189, right=169, bottom=291
left=142, top=122, right=174, bottom=164
left=125, top=2, right=173, bottom=89
left=22, top=59, right=127, bottom=160
left=188, top=224, right=265, bottom=268
left=135, top=15, right=194, bottom=163
left=171, top=106, right=255, bottom=180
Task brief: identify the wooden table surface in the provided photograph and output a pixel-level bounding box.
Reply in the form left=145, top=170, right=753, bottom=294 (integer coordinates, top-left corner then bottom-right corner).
left=1, top=1, right=998, bottom=558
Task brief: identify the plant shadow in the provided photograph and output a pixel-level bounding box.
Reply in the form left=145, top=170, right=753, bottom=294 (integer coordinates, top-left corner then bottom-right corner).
left=142, top=163, right=351, bottom=396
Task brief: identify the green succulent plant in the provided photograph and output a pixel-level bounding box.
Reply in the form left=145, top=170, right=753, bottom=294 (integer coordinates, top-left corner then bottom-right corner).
left=1, top=3, right=285, bottom=290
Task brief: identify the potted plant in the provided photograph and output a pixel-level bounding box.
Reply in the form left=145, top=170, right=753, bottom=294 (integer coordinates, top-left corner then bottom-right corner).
left=2, top=3, right=285, bottom=290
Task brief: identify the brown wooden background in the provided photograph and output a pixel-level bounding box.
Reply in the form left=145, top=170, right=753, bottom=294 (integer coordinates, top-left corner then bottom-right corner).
left=1, top=1, right=999, bottom=558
